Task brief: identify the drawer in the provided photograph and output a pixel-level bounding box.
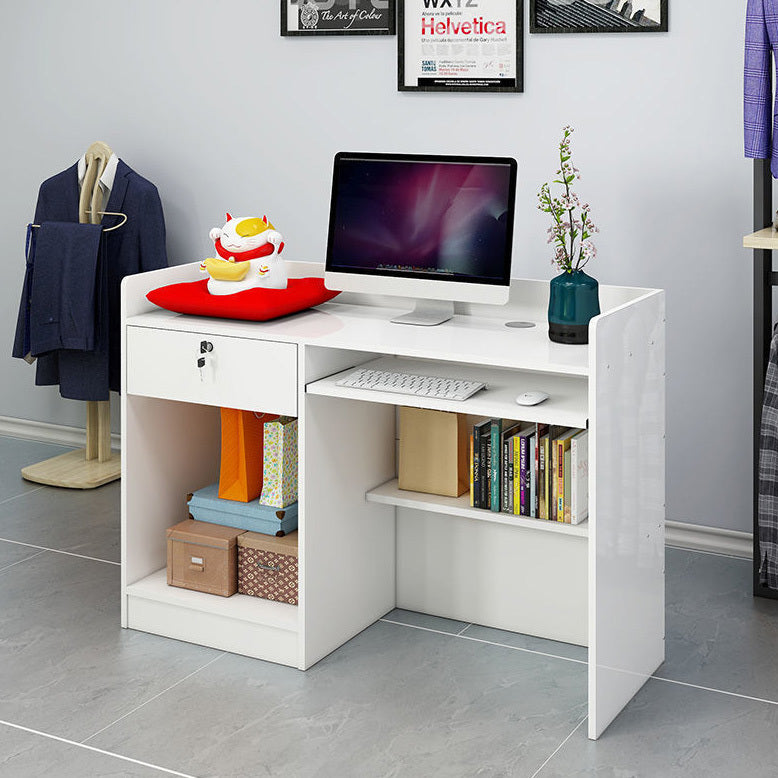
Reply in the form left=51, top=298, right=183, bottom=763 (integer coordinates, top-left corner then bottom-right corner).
left=127, top=327, right=297, bottom=415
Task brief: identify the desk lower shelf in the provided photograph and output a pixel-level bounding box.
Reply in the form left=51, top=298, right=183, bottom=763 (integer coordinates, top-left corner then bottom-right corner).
left=125, top=569, right=300, bottom=666
left=366, top=479, right=588, bottom=537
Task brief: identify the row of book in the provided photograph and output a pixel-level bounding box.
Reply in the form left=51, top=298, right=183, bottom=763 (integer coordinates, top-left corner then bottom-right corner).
left=470, top=419, right=589, bottom=525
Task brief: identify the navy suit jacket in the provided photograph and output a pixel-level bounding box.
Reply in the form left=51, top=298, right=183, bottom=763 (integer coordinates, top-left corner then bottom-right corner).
left=13, top=160, right=168, bottom=400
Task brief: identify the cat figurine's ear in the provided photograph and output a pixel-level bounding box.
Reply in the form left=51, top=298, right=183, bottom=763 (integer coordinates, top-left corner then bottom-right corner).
left=225, top=213, right=233, bottom=222
left=262, top=215, right=268, bottom=224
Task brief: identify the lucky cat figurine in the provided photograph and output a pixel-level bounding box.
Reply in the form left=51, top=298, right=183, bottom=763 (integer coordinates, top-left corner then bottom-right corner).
left=200, top=213, right=288, bottom=295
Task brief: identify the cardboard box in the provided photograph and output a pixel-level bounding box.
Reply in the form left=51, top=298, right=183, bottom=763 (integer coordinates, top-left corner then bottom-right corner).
left=398, top=407, right=469, bottom=497
left=237, top=531, right=299, bottom=605
left=166, top=519, right=246, bottom=597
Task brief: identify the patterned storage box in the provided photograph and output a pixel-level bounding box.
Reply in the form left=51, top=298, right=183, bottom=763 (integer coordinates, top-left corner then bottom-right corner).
left=237, top=531, right=298, bottom=605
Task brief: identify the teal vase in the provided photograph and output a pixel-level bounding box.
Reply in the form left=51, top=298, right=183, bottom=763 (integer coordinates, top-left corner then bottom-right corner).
left=548, top=269, right=600, bottom=345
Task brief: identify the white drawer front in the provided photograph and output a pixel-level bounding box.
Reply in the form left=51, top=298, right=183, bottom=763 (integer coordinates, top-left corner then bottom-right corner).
left=127, top=327, right=297, bottom=415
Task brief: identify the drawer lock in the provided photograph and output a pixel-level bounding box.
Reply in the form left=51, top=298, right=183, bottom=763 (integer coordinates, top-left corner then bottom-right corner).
left=197, top=341, right=214, bottom=382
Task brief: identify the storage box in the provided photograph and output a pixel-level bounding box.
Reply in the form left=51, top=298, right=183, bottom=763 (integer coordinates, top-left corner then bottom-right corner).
left=188, top=483, right=298, bottom=536
left=237, top=531, right=299, bottom=605
left=398, top=407, right=469, bottom=497
left=259, top=416, right=298, bottom=508
left=166, top=519, right=246, bottom=597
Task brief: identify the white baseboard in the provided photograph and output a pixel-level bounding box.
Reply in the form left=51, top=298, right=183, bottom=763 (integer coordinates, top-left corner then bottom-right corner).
left=0, top=416, right=121, bottom=450
left=666, top=520, right=752, bottom=559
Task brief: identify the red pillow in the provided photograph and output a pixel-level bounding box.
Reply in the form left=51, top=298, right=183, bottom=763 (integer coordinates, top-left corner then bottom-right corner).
left=146, top=277, right=340, bottom=321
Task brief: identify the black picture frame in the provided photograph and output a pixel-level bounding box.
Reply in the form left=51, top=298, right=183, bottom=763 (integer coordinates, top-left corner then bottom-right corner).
left=530, top=0, right=668, bottom=34
left=398, top=0, right=524, bottom=93
left=281, top=0, right=396, bottom=36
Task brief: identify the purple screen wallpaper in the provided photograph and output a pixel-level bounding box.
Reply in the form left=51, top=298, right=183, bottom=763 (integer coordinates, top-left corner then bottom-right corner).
left=327, top=158, right=514, bottom=282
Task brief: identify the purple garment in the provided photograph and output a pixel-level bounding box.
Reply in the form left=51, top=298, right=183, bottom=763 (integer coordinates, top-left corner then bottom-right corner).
left=745, top=0, right=778, bottom=175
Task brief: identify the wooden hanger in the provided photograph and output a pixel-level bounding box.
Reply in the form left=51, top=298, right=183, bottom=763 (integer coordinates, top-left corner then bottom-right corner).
left=33, top=141, right=127, bottom=232
left=80, top=141, right=113, bottom=225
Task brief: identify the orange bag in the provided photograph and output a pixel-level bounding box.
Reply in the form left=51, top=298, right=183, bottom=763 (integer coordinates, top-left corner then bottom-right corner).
left=218, top=409, right=277, bottom=502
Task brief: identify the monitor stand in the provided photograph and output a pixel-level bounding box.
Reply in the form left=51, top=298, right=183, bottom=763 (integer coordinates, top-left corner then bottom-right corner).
left=390, top=299, right=455, bottom=327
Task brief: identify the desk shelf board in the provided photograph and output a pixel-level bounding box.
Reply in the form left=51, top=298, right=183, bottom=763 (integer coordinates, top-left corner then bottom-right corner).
left=126, top=569, right=300, bottom=666
left=307, top=356, right=589, bottom=429
left=366, top=478, right=588, bottom=537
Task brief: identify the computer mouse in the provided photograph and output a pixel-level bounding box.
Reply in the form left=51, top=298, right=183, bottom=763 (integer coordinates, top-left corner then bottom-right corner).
left=515, top=391, right=549, bottom=406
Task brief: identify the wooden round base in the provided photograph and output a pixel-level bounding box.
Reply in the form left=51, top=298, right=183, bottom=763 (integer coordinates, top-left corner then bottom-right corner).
left=21, top=449, right=121, bottom=489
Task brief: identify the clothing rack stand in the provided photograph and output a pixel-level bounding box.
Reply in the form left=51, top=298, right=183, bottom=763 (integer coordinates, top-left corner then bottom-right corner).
left=745, top=157, right=778, bottom=599
left=21, top=142, right=123, bottom=490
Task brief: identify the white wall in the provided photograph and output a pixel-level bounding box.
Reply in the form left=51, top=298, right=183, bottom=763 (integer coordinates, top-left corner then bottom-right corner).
left=0, top=1, right=751, bottom=532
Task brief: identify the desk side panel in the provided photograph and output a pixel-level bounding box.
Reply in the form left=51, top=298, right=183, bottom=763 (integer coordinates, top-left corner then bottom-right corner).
left=588, top=290, right=665, bottom=739
left=301, top=393, right=397, bottom=668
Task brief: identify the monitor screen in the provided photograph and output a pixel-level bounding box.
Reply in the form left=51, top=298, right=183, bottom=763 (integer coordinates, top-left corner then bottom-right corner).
left=325, top=152, right=516, bottom=287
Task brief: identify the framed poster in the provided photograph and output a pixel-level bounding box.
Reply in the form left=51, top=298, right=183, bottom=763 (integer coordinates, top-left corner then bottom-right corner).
left=398, top=0, right=523, bottom=92
left=530, top=0, right=667, bottom=34
left=281, top=0, right=396, bottom=36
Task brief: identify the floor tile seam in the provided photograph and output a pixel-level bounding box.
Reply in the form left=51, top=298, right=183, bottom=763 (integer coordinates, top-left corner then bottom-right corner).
left=0, top=549, right=46, bottom=575
left=0, top=718, right=198, bottom=778
left=379, top=618, right=587, bottom=666
left=0, top=486, right=46, bottom=507
left=529, top=715, right=588, bottom=778
left=0, top=536, right=119, bottom=566
left=80, top=651, right=229, bottom=745
left=648, top=673, right=778, bottom=707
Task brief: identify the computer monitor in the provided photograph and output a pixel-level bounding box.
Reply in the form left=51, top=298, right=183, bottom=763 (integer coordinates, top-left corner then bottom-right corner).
left=324, top=152, right=517, bottom=326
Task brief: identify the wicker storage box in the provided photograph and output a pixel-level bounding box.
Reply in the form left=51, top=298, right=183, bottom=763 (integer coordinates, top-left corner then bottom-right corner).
left=237, top=531, right=298, bottom=605
left=166, top=519, right=246, bottom=597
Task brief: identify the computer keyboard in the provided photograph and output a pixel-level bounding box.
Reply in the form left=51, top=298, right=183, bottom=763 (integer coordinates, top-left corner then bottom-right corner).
left=335, top=367, right=486, bottom=401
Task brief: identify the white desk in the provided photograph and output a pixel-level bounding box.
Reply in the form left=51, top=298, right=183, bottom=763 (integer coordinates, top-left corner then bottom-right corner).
left=121, top=261, right=665, bottom=739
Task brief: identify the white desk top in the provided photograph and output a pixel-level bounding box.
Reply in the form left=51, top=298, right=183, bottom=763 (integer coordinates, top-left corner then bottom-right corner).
left=124, top=260, right=658, bottom=378
left=126, top=302, right=590, bottom=376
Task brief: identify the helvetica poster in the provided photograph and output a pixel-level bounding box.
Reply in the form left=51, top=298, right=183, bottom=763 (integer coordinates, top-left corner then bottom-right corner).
left=399, top=0, right=523, bottom=92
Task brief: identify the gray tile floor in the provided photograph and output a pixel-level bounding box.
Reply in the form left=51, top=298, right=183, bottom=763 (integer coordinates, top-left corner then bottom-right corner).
left=1, top=435, right=777, bottom=777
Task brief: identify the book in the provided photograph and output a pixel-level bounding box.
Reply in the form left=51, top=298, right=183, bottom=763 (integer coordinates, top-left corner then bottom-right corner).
left=517, top=426, right=534, bottom=516
left=513, top=431, right=520, bottom=514
left=555, top=428, right=579, bottom=523
left=507, top=435, right=515, bottom=514
left=564, top=445, right=572, bottom=523
left=473, top=419, right=491, bottom=508
left=534, top=424, right=548, bottom=518
left=469, top=432, right=474, bottom=507
left=548, top=426, right=571, bottom=522
left=570, top=429, right=589, bottom=524
left=538, top=431, right=549, bottom=519
left=501, top=421, right=522, bottom=514
left=484, top=422, right=494, bottom=509
left=529, top=433, right=537, bottom=518
left=490, top=418, right=502, bottom=512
